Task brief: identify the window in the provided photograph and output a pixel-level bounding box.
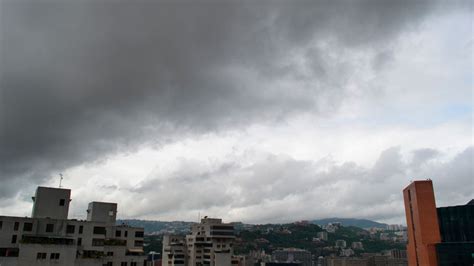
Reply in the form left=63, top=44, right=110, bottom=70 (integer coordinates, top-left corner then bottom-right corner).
left=121, top=262, right=127, bottom=266
left=50, top=253, right=60, bottom=260
left=77, top=238, right=82, bottom=246
left=66, top=225, right=75, bottom=234
left=36, top=252, right=47, bottom=260
left=46, top=224, right=54, bottom=233
left=23, top=222, right=33, bottom=232
left=106, top=262, right=113, bottom=266
left=124, top=231, right=128, bottom=237
left=13, top=222, right=19, bottom=231
left=92, top=238, right=104, bottom=246
left=0, top=220, right=2, bottom=230
left=79, top=225, right=83, bottom=234
left=130, top=263, right=137, bottom=266
left=134, top=240, right=143, bottom=247
left=107, top=251, right=114, bottom=256
left=134, top=231, right=144, bottom=238
left=116, top=230, right=121, bottom=237
left=59, top=199, right=66, bottom=206
left=93, top=226, right=106, bottom=235
left=11, top=235, right=17, bottom=244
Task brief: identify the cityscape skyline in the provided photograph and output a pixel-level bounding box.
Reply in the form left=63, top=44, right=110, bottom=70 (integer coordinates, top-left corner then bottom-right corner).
left=1, top=183, right=470, bottom=265
left=1, top=0, right=472, bottom=225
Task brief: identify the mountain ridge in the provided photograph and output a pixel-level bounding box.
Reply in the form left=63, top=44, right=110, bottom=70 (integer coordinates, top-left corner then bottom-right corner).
left=311, top=217, right=387, bottom=229
left=118, top=217, right=388, bottom=233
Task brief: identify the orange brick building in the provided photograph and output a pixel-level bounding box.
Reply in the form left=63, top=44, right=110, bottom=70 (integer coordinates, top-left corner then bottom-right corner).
left=403, top=180, right=441, bottom=266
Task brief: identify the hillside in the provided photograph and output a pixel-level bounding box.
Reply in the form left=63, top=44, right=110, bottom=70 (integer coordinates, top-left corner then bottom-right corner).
left=233, top=223, right=404, bottom=257
left=311, top=218, right=387, bottom=229
left=142, top=221, right=405, bottom=257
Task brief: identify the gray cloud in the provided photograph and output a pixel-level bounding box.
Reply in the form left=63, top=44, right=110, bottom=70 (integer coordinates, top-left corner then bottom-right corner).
left=110, top=146, right=472, bottom=223
left=410, top=148, right=440, bottom=170
left=0, top=0, right=468, bottom=198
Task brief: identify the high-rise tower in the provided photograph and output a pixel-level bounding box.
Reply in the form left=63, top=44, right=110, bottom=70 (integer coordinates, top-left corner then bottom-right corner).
left=403, top=180, right=441, bottom=266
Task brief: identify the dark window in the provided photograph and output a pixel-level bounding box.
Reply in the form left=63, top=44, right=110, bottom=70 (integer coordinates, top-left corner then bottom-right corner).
left=59, top=199, right=65, bottom=206
left=66, top=225, right=75, bottom=234
left=115, top=230, right=121, bottom=237
left=79, top=225, right=83, bottom=234
left=77, top=238, right=82, bottom=246
left=106, top=262, right=113, bottom=266
left=135, top=231, right=144, bottom=238
left=46, top=224, right=54, bottom=233
left=23, top=222, right=33, bottom=232
left=93, top=226, right=106, bottom=235
left=124, top=230, right=128, bottom=237
left=11, top=235, right=17, bottom=244
left=50, top=253, right=60, bottom=260
left=36, top=252, right=47, bottom=259
left=0, top=221, right=2, bottom=230
left=107, top=251, right=114, bottom=256
left=92, top=238, right=104, bottom=246
left=13, top=222, right=19, bottom=231
left=121, top=262, right=127, bottom=266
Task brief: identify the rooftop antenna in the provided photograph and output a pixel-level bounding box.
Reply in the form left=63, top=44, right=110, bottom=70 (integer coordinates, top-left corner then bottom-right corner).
left=59, top=173, right=64, bottom=188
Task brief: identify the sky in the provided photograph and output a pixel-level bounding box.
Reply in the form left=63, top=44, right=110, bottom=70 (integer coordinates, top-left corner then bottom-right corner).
left=0, top=0, right=472, bottom=225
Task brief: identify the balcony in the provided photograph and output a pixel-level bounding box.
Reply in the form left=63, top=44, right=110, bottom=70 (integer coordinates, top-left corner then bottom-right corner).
left=21, top=235, right=74, bottom=245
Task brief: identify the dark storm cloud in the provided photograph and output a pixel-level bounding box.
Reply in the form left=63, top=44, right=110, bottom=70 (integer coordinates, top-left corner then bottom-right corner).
left=0, top=0, right=462, bottom=196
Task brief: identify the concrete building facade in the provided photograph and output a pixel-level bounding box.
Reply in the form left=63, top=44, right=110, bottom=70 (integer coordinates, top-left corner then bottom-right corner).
left=162, top=235, right=187, bottom=266
left=0, top=186, right=147, bottom=266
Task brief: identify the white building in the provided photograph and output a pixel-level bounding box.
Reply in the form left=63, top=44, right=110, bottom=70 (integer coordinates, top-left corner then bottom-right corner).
left=316, top=231, right=328, bottom=241
left=351, top=241, right=363, bottom=250
left=340, top=248, right=354, bottom=257
left=0, top=186, right=147, bottom=266
left=163, top=217, right=236, bottom=266
left=324, top=223, right=340, bottom=233
left=162, top=235, right=187, bottom=266
left=386, top=224, right=405, bottom=231
left=335, top=239, right=346, bottom=248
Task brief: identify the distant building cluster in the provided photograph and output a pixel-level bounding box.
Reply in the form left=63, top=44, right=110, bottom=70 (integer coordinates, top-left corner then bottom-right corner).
left=0, top=186, right=146, bottom=266
left=324, top=252, right=407, bottom=266
left=271, top=248, right=312, bottom=266
left=322, top=223, right=341, bottom=233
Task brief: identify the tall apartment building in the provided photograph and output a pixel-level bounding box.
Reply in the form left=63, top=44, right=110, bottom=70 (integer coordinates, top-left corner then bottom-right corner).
left=162, top=235, right=187, bottom=266
left=403, top=180, right=474, bottom=266
left=163, top=217, right=236, bottom=266
left=0, top=186, right=147, bottom=266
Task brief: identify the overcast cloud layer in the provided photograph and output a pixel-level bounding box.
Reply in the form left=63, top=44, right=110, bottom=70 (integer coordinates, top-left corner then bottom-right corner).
left=0, top=0, right=472, bottom=224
